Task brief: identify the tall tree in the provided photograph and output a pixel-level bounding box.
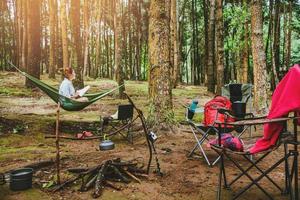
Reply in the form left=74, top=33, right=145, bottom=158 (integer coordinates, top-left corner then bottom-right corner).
left=70, top=0, right=84, bottom=88
left=21, top=0, right=28, bottom=70
left=26, top=0, right=41, bottom=88
left=250, top=0, right=268, bottom=113
left=60, top=0, right=68, bottom=70
left=283, top=0, right=292, bottom=71
left=49, top=0, right=56, bottom=78
left=83, top=0, right=90, bottom=77
left=207, top=0, right=216, bottom=93
left=148, top=0, right=173, bottom=128
left=215, top=0, right=224, bottom=94
left=114, top=0, right=125, bottom=98
left=171, top=0, right=180, bottom=88
left=240, top=0, right=249, bottom=84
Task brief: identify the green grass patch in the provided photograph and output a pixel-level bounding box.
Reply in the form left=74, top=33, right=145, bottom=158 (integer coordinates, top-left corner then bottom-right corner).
left=0, top=86, right=33, bottom=97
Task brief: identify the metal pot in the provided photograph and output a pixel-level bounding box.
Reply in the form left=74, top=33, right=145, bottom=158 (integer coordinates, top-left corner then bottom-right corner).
left=10, top=168, right=33, bottom=191
left=99, top=140, right=115, bottom=151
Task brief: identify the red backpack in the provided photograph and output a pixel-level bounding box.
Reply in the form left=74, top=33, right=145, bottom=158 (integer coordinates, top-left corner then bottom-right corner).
left=203, top=96, right=234, bottom=127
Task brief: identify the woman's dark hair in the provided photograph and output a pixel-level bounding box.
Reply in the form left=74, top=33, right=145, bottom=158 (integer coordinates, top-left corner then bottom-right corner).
left=63, top=67, right=74, bottom=79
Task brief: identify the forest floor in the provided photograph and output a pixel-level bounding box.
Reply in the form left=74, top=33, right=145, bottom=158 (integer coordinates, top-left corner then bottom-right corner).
left=0, top=71, right=297, bottom=200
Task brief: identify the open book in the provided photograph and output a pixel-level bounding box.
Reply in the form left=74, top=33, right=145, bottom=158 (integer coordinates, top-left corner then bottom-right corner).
left=77, top=85, right=90, bottom=97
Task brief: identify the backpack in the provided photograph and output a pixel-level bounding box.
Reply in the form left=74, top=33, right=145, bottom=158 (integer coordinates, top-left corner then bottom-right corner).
left=203, top=96, right=234, bottom=127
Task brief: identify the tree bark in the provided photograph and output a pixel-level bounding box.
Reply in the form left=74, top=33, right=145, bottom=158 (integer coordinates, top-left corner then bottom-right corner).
left=148, top=0, right=173, bottom=129
left=26, top=0, right=41, bottom=88
left=70, top=0, right=84, bottom=88
left=114, top=0, right=126, bottom=98
left=171, top=0, right=180, bottom=88
left=207, top=0, right=216, bottom=93
left=283, top=0, right=292, bottom=71
left=250, top=0, right=268, bottom=113
left=215, top=0, right=224, bottom=95
left=60, top=0, right=68, bottom=70
left=49, top=0, right=56, bottom=78
left=21, top=0, right=28, bottom=70
left=83, top=0, right=90, bottom=77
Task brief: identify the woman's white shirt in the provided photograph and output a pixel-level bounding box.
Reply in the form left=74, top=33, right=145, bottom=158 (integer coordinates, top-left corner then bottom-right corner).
left=59, top=78, right=75, bottom=98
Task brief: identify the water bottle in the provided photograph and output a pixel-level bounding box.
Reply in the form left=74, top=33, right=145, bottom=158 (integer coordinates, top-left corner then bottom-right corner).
left=190, top=100, right=198, bottom=113
left=188, top=100, right=198, bottom=119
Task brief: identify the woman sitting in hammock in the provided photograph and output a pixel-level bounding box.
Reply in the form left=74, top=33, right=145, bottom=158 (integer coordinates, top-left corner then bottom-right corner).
left=59, top=67, right=88, bottom=102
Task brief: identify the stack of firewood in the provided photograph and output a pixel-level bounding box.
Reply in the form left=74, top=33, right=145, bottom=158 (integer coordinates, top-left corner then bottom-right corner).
left=53, top=158, right=147, bottom=198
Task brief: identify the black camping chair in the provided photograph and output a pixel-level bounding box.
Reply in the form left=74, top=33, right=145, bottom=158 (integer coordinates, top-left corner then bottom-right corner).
left=221, top=83, right=259, bottom=133
left=211, top=115, right=299, bottom=200
left=100, top=104, right=137, bottom=143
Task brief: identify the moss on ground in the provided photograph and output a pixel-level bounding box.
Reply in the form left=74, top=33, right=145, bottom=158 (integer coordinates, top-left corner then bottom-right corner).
left=0, top=185, right=53, bottom=200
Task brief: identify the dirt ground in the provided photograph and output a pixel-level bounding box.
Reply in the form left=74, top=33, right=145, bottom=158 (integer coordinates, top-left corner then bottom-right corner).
left=0, top=72, right=298, bottom=200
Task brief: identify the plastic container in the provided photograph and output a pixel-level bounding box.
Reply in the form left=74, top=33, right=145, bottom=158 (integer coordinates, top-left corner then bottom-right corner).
left=10, top=168, right=33, bottom=191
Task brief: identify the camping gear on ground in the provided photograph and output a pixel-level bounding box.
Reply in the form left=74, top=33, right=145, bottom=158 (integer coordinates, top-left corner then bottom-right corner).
left=208, top=133, right=244, bottom=152
left=9, top=168, right=33, bottom=191
left=99, top=139, right=115, bottom=151
left=212, top=116, right=298, bottom=200
left=100, top=104, right=136, bottom=143
left=9, top=61, right=123, bottom=184
left=76, top=131, right=94, bottom=139
left=186, top=84, right=256, bottom=166
left=211, top=65, right=300, bottom=200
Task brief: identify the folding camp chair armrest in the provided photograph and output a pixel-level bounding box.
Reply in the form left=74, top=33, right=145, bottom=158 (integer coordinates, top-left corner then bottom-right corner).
left=217, top=108, right=232, bottom=115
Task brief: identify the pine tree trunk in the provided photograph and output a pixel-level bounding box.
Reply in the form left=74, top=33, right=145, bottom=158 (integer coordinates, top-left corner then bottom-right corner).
left=215, top=0, right=224, bottom=95
left=207, top=0, right=216, bottom=93
left=284, top=0, right=292, bottom=71
left=60, top=0, right=68, bottom=70
left=21, top=0, right=28, bottom=70
left=250, top=0, right=268, bottom=113
left=70, top=0, right=84, bottom=88
left=49, top=0, right=56, bottom=78
left=114, top=0, right=125, bottom=98
left=83, top=0, right=90, bottom=77
left=203, top=0, right=209, bottom=84
left=148, top=0, right=173, bottom=129
left=16, top=0, right=22, bottom=67
left=241, top=21, right=249, bottom=83
left=26, top=0, right=41, bottom=88
left=273, top=0, right=280, bottom=72
left=171, top=0, right=179, bottom=88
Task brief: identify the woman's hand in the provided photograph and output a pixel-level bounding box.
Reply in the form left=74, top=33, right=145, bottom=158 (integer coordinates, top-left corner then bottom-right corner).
left=72, top=92, right=80, bottom=99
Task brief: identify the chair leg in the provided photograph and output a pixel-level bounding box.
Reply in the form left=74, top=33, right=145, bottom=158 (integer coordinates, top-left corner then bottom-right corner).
left=230, top=153, right=288, bottom=200
left=292, top=149, right=298, bottom=200
left=224, top=151, right=275, bottom=199
left=284, top=143, right=292, bottom=195
left=188, top=126, right=212, bottom=166
left=217, top=152, right=224, bottom=200
left=228, top=152, right=270, bottom=187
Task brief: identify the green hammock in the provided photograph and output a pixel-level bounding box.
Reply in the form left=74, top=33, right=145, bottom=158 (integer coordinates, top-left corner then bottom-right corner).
left=9, top=62, right=123, bottom=111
